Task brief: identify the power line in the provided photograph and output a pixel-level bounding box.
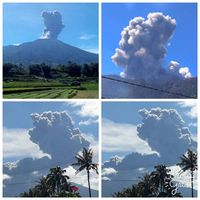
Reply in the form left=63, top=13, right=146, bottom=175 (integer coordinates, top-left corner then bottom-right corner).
left=102, top=76, right=194, bottom=98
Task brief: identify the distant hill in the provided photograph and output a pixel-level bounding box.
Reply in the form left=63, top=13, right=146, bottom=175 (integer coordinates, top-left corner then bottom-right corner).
left=102, top=75, right=197, bottom=99
left=3, top=39, right=98, bottom=65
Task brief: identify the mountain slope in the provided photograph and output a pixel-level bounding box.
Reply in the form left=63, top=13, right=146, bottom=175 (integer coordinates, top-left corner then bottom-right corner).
left=102, top=75, right=197, bottom=99
left=3, top=39, right=98, bottom=65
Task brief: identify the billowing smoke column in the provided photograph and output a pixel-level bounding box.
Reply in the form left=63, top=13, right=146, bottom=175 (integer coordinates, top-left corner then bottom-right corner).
left=41, top=10, right=65, bottom=39
left=29, top=111, right=89, bottom=161
left=137, top=107, right=195, bottom=162
left=112, top=12, right=192, bottom=81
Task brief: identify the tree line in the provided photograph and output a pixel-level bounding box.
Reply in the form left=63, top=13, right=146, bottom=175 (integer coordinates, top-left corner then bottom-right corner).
left=12, top=148, right=197, bottom=198
left=20, top=148, right=98, bottom=197
left=113, top=149, right=197, bottom=197
left=3, top=62, right=98, bottom=79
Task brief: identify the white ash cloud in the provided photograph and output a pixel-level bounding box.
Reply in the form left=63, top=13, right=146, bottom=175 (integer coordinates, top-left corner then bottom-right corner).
left=112, top=12, right=192, bottom=81
left=41, top=11, right=65, bottom=39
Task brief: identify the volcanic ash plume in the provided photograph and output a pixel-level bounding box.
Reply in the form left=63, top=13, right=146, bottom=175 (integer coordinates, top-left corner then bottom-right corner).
left=41, top=10, right=65, bottom=39
left=29, top=111, right=89, bottom=161
left=112, top=12, right=192, bottom=81
left=137, top=107, right=195, bottom=162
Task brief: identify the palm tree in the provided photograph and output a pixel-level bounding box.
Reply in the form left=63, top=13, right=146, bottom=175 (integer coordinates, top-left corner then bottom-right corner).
left=46, top=167, right=69, bottom=196
left=19, top=167, right=80, bottom=197
left=151, top=165, right=171, bottom=194
left=177, top=149, right=197, bottom=197
left=72, top=148, right=98, bottom=197
left=137, top=174, right=156, bottom=197
left=34, top=176, right=50, bottom=197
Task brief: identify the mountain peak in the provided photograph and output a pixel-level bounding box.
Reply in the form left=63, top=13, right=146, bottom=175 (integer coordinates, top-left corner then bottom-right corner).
left=3, top=39, right=98, bottom=65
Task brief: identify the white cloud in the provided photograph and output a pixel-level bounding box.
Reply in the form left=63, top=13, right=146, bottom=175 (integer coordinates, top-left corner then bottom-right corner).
left=102, top=167, right=117, bottom=182
left=79, top=33, right=96, bottom=40
left=102, top=167, right=117, bottom=176
left=168, top=61, right=192, bottom=79
left=64, top=166, right=99, bottom=190
left=178, top=102, right=197, bottom=119
left=102, top=176, right=111, bottom=181
left=79, top=118, right=98, bottom=126
left=3, top=127, right=49, bottom=160
left=102, top=118, right=157, bottom=155
left=3, top=174, right=12, bottom=181
left=69, top=101, right=99, bottom=118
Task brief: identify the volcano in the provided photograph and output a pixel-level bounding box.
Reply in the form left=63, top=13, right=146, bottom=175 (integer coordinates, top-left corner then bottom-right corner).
left=3, top=39, right=98, bottom=65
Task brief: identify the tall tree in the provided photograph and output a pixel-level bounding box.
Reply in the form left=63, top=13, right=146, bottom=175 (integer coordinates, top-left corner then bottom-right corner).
left=151, top=165, right=171, bottom=194
left=3, top=63, right=15, bottom=77
left=20, top=166, right=79, bottom=197
left=72, top=148, right=98, bottom=197
left=177, top=149, right=197, bottom=197
left=137, top=174, right=156, bottom=197
left=113, top=165, right=182, bottom=197
left=66, top=62, right=81, bottom=77
left=46, top=167, right=69, bottom=196
left=34, top=176, right=50, bottom=197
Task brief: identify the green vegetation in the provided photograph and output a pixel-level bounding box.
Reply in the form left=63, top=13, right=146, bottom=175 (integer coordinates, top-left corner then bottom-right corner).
left=113, top=149, right=197, bottom=197
left=113, top=165, right=182, bottom=197
left=20, top=148, right=98, bottom=197
left=3, top=62, right=98, bottom=99
left=177, top=149, right=197, bottom=197
left=20, top=167, right=80, bottom=197
left=73, top=148, right=98, bottom=198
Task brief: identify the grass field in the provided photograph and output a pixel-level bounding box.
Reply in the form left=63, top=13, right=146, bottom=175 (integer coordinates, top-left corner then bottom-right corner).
left=3, top=80, right=98, bottom=99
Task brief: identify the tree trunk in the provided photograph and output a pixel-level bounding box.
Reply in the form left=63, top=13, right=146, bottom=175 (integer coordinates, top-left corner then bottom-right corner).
left=191, top=171, right=194, bottom=197
left=87, top=169, right=91, bottom=197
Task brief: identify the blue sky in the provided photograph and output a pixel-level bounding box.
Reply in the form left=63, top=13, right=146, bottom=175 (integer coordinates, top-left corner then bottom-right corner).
left=3, top=3, right=98, bottom=53
left=102, top=101, right=197, bottom=162
left=102, top=3, right=197, bottom=77
left=3, top=101, right=98, bottom=162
